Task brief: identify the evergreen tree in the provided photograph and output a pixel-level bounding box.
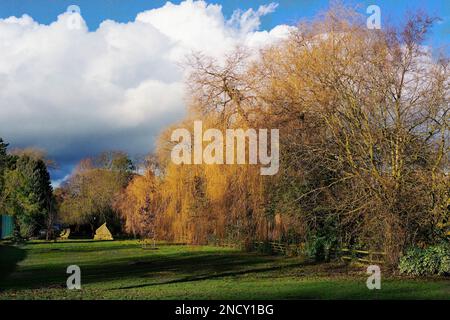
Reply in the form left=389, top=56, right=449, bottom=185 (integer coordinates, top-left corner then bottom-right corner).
left=3, top=155, right=55, bottom=238
left=0, top=138, right=17, bottom=213
left=0, top=138, right=9, bottom=195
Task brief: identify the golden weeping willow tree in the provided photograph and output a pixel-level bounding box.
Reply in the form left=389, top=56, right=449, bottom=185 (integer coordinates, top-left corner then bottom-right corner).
left=154, top=114, right=270, bottom=245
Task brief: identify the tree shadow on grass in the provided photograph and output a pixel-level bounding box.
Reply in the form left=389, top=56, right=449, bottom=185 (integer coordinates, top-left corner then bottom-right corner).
left=0, top=248, right=304, bottom=292
left=0, top=245, right=27, bottom=289
left=114, top=260, right=307, bottom=290
left=25, top=240, right=103, bottom=245
left=84, top=252, right=278, bottom=285
left=81, top=251, right=307, bottom=292
left=29, top=244, right=144, bottom=254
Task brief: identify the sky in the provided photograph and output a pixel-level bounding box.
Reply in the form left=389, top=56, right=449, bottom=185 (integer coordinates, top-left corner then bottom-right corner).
left=0, top=0, right=448, bottom=185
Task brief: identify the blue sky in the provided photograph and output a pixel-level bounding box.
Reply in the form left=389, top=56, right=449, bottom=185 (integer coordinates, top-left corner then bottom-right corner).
left=0, top=0, right=448, bottom=184
left=0, top=1, right=449, bottom=32
left=0, top=1, right=448, bottom=53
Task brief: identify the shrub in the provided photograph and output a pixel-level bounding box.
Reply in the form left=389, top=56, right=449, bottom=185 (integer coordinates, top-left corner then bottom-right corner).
left=399, top=243, right=450, bottom=276
left=305, top=235, right=337, bottom=262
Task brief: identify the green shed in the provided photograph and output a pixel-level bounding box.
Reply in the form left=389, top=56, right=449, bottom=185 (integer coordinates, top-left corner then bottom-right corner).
left=1, top=214, right=13, bottom=239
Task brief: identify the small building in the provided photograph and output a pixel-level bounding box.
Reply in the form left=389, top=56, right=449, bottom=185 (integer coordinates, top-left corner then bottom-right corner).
left=0, top=215, right=13, bottom=239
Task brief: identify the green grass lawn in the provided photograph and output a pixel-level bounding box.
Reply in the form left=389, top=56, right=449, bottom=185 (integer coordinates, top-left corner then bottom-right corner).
left=0, top=240, right=448, bottom=300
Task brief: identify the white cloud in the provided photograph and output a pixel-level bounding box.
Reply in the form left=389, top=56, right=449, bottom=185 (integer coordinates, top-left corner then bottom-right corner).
left=0, top=0, right=291, bottom=180
left=227, top=2, right=278, bottom=34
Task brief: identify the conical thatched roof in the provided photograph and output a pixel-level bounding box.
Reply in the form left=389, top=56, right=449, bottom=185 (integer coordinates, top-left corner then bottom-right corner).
left=93, top=223, right=113, bottom=240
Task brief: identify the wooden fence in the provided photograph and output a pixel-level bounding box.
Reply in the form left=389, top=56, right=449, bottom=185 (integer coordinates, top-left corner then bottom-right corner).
left=339, top=248, right=386, bottom=264
left=253, top=241, right=386, bottom=264
left=253, top=241, right=304, bottom=256
left=171, top=237, right=386, bottom=264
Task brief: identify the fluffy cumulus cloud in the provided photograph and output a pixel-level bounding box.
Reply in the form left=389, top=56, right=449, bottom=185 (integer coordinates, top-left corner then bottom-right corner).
left=0, top=0, right=291, bottom=182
